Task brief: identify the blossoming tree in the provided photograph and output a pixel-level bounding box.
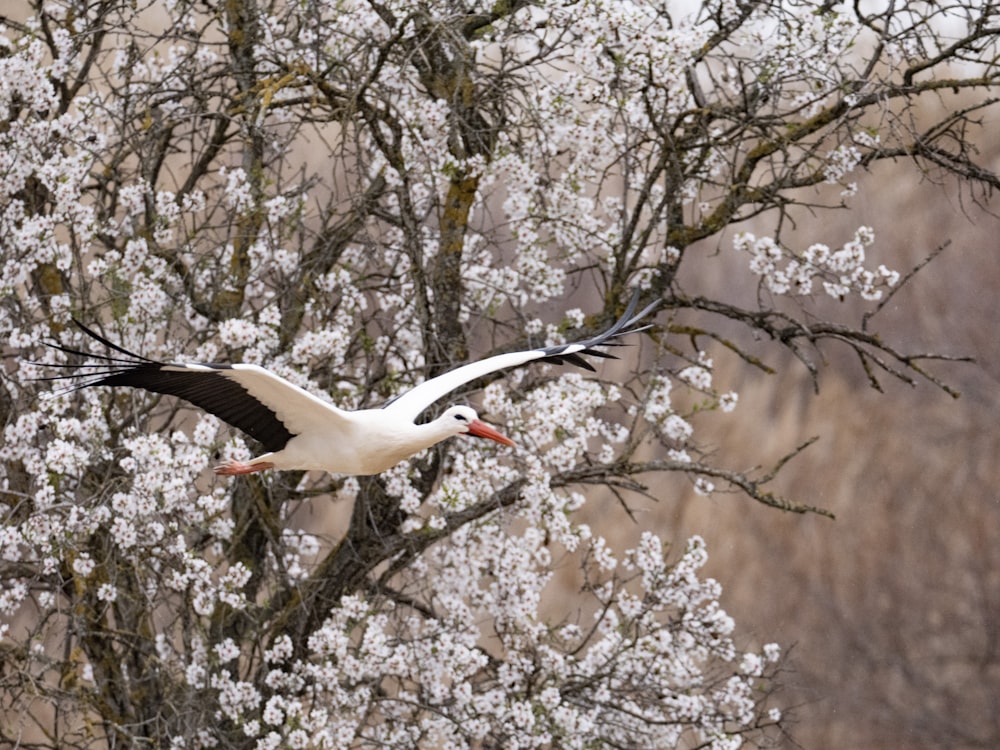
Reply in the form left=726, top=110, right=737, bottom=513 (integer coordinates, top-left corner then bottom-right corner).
left=2, top=0, right=997, bottom=747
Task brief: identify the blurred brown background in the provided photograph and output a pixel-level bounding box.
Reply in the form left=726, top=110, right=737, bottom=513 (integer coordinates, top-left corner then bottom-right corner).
left=579, top=153, right=1000, bottom=746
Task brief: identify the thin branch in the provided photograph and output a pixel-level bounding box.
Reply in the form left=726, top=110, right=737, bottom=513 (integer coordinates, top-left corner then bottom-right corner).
left=553, top=453, right=835, bottom=518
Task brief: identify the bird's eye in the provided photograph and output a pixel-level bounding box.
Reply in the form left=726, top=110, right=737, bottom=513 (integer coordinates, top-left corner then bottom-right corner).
left=454, top=413, right=468, bottom=422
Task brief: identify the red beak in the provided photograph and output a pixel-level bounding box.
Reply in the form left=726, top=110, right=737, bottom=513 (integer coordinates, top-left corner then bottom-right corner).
left=465, top=419, right=515, bottom=447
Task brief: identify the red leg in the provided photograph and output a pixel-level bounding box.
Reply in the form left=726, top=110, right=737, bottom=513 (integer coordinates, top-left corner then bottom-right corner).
left=214, top=460, right=275, bottom=476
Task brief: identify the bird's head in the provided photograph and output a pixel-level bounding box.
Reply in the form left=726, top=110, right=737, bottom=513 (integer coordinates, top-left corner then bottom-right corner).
left=443, top=405, right=515, bottom=447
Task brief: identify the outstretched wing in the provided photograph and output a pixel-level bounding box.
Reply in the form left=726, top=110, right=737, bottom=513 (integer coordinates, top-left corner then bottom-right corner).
left=384, top=290, right=659, bottom=422
left=43, top=323, right=351, bottom=453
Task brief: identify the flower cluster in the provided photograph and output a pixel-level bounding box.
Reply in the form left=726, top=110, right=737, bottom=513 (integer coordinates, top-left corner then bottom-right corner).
left=211, top=532, right=784, bottom=749
left=736, top=227, right=900, bottom=301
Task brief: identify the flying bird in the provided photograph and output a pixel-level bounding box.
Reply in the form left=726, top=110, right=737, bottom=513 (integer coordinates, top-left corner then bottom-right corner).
left=43, top=293, right=658, bottom=476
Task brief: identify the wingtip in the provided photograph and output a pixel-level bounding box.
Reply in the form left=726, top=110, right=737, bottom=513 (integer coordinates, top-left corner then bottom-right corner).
left=602, top=288, right=660, bottom=339
left=624, top=294, right=661, bottom=327
left=620, top=287, right=641, bottom=321
left=66, top=319, right=156, bottom=363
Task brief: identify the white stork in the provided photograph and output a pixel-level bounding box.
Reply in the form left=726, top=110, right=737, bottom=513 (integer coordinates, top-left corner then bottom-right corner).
left=45, top=293, right=657, bottom=476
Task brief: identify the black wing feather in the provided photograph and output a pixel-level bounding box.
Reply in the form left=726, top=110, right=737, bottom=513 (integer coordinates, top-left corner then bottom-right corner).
left=46, top=325, right=295, bottom=452
left=539, top=291, right=660, bottom=367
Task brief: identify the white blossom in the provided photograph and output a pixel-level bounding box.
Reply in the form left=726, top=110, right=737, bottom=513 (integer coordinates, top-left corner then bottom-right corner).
left=72, top=553, right=95, bottom=578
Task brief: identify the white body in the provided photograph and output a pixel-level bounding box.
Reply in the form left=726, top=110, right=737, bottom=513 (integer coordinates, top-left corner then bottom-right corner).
left=263, top=407, right=480, bottom=475
left=212, top=364, right=523, bottom=476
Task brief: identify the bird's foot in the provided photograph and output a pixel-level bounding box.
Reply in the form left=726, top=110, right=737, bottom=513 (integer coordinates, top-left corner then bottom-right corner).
left=214, top=460, right=274, bottom=476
